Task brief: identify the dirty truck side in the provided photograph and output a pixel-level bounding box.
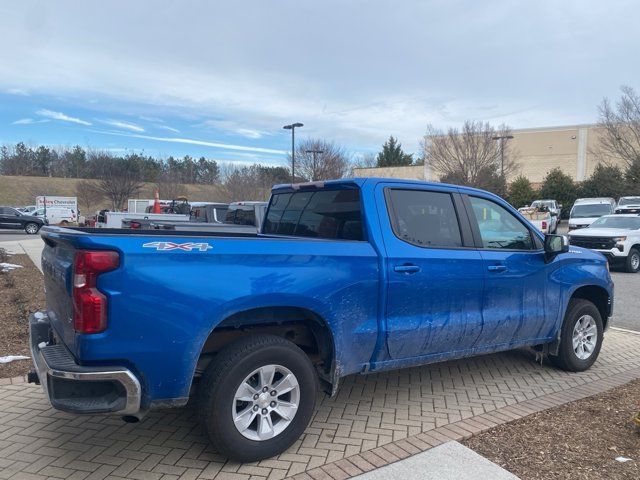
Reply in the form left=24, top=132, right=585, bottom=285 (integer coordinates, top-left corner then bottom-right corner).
left=29, top=178, right=613, bottom=461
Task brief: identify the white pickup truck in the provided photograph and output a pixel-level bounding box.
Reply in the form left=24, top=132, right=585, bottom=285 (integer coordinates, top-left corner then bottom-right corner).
left=518, top=205, right=556, bottom=234
left=568, top=214, right=640, bottom=273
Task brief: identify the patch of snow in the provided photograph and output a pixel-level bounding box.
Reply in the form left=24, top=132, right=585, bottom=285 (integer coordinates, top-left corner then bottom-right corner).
left=0, top=355, right=30, bottom=364
left=0, top=262, right=23, bottom=273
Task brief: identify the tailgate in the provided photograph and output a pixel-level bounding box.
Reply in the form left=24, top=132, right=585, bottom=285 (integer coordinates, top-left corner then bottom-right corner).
left=41, top=234, right=78, bottom=352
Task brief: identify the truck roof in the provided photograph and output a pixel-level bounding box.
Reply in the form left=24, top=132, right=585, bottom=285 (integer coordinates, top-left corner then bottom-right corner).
left=574, top=197, right=615, bottom=205
left=273, top=177, right=478, bottom=192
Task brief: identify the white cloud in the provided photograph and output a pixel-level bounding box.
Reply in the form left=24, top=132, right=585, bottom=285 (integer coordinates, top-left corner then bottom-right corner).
left=11, top=118, right=50, bottom=125
left=155, top=124, right=180, bottom=133
left=36, top=109, right=92, bottom=125
left=5, top=88, right=29, bottom=96
left=93, top=130, right=287, bottom=155
left=99, top=119, right=145, bottom=132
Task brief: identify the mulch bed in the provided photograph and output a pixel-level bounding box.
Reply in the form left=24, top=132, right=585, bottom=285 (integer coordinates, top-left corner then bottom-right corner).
left=464, top=378, right=640, bottom=479
left=0, top=251, right=45, bottom=379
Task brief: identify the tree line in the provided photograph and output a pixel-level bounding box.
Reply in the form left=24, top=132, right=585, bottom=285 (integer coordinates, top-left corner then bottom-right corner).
left=0, top=144, right=222, bottom=185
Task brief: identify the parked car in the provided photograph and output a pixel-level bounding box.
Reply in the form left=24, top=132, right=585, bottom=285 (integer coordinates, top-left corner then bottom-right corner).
left=224, top=201, right=267, bottom=229
left=519, top=205, right=556, bottom=234
left=568, top=214, right=640, bottom=272
left=614, top=196, right=640, bottom=214
left=191, top=202, right=229, bottom=223
left=17, top=205, right=37, bottom=214
left=568, top=198, right=616, bottom=231
left=531, top=199, right=561, bottom=229
left=0, top=206, right=46, bottom=234
left=31, top=206, right=77, bottom=225
left=29, top=178, right=613, bottom=462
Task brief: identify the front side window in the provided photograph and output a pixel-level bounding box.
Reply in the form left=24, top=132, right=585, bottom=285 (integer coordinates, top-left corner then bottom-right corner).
left=386, top=189, right=462, bottom=248
left=263, top=188, right=363, bottom=240
left=468, top=196, right=534, bottom=250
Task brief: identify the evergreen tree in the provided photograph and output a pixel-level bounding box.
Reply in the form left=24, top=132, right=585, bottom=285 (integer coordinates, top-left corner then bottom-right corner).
left=508, top=175, right=537, bottom=208
left=376, top=136, right=413, bottom=167
left=539, top=168, right=577, bottom=218
left=579, top=164, right=625, bottom=199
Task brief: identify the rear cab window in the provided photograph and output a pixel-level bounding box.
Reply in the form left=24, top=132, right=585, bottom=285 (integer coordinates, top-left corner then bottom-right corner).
left=263, top=188, right=364, bottom=240
left=385, top=189, right=463, bottom=248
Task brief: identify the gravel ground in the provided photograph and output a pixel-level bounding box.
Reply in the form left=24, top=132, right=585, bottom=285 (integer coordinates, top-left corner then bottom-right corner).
left=0, top=252, right=44, bottom=378
left=464, top=379, right=640, bottom=480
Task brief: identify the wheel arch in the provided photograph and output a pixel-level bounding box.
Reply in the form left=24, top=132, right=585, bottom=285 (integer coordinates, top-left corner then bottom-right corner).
left=192, top=305, right=337, bottom=395
left=569, top=284, right=611, bottom=328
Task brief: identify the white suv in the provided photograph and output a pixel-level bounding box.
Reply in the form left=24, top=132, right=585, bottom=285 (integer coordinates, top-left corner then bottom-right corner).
left=568, top=214, right=640, bottom=273
left=568, top=198, right=615, bottom=231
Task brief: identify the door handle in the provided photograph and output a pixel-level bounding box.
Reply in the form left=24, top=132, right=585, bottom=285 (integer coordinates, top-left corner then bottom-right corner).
left=394, top=264, right=421, bottom=274
left=487, top=265, right=507, bottom=272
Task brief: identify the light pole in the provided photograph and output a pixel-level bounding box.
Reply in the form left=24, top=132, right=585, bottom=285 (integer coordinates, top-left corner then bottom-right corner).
left=283, top=122, right=304, bottom=182
left=491, top=134, right=514, bottom=177
left=305, top=149, right=324, bottom=181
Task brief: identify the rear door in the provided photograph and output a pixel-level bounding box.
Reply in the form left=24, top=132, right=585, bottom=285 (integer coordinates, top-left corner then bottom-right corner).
left=378, top=184, right=485, bottom=359
left=463, top=194, right=552, bottom=345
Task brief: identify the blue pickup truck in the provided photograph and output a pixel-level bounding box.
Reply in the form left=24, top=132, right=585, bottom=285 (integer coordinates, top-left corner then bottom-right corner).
left=29, top=178, right=613, bottom=461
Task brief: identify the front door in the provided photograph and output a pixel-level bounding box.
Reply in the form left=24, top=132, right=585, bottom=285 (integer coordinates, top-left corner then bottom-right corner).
left=464, top=195, right=551, bottom=345
left=379, top=185, right=485, bottom=359
left=0, top=207, right=22, bottom=229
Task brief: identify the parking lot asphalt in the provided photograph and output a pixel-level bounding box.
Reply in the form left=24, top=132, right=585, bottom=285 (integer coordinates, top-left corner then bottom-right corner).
left=609, top=271, right=640, bottom=332
left=0, top=230, right=31, bottom=242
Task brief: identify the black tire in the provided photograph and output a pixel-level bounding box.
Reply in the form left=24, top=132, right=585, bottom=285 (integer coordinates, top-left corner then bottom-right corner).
left=24, top=222, right=40, bottom=234
left=550, top=299, right=603, bottom=372
left=625, top=248, right=640, bottom=273
left=198, top=334, right=317, bottom=462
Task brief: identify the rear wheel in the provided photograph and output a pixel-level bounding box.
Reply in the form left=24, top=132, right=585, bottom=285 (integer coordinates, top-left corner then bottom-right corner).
left=198, top=335, right=317, bottom=462
left=625, top=248, right=640, bottom=273
left=24, top=223, right=39, bottom=234
left=549, top=299, right=603, bottom=372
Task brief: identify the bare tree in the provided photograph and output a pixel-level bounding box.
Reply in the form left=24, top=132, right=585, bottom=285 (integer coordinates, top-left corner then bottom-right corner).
left=155, top=171, right=184, bottom=200
left=597, top=86, right=640, bottom=167
left=290, top=139, right=350, bottom=181
left=423, top=121, right=518, bottom=194
left=92, top=153, right=143, bottom=210
left=349, top=152, right=377, bottom=175
left=76, top=180, right=103, bottom=213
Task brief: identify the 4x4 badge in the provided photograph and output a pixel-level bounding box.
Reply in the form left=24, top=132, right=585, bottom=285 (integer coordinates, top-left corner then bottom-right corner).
left=142, top=241, right=212, bottom=252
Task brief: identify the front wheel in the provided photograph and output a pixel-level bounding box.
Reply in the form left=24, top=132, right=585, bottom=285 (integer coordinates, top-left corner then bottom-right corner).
left=549, top=299, right=603, bottom=372
left=198, top=335, right=317, bottom=462
left=24, top=222, right=40, bottom=234
left=625, top=248, right=640, bottom=273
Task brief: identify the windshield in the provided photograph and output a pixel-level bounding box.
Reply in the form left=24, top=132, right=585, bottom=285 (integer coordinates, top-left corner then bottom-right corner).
left=590, top=216, right=640, bottom=229
left=571, top=204, right=612, bottom=218
left=531, top=201, right=553, bottom=208
left=619, top=197, right=640, bottom=206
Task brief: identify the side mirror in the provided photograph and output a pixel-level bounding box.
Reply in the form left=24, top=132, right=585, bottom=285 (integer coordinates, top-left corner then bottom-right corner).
left=544, top=234, right=569, bottom=260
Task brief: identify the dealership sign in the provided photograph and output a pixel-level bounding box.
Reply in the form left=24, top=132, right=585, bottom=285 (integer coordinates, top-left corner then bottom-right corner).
left=36, top=196, right=78, bottom=211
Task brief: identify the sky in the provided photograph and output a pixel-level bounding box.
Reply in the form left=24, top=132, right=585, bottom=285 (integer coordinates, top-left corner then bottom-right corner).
left=0, top=0, right=639, bottom=166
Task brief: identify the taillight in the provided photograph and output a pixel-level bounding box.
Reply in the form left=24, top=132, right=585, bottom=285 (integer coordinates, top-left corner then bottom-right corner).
left=130, top=221, right=141, bottom=229
left=73, top=250, right=119, bottom=334
left=542, top=221, right=547, bottom=230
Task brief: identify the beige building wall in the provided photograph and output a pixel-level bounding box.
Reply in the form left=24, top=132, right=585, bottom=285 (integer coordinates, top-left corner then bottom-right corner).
left=353, top=124, right=627, bottom=185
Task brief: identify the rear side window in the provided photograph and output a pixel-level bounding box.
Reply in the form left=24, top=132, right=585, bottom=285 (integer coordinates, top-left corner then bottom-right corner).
left=386, top=189, right=462, bottom=248
left=263, top=188, right=363, bottom=240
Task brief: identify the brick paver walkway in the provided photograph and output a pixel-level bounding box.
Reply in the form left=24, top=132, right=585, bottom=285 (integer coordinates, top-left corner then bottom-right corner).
left=1, top=329, right=639, bottom=480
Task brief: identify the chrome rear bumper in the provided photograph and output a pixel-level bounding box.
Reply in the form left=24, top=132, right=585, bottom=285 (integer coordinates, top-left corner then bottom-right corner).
left=29, top=312, right=141, bottom=415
